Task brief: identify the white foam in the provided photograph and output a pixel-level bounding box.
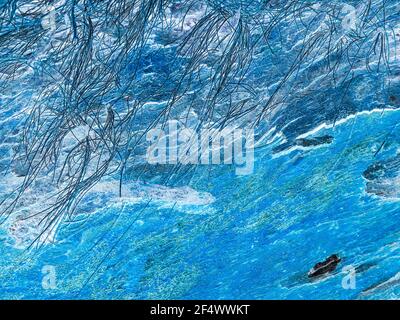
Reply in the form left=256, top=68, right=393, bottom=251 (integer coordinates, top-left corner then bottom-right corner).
left=92, top=180, right=215, bottom=206
left=270, top=107, right=400, bottom=157
left=296, top=107, right=400, bottom=140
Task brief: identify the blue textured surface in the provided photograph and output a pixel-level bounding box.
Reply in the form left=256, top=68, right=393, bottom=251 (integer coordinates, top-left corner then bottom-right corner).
left=0, top=0, right=399, bottom=299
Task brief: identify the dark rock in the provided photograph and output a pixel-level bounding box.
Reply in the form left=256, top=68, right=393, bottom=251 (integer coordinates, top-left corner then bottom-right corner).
left=308, top=254, right=341, bottom=278
left=295, top=135, right=334, bottom=147
left=272, top=135, right=333, bottom=154
left=363, top=154, right=400, bottom=198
